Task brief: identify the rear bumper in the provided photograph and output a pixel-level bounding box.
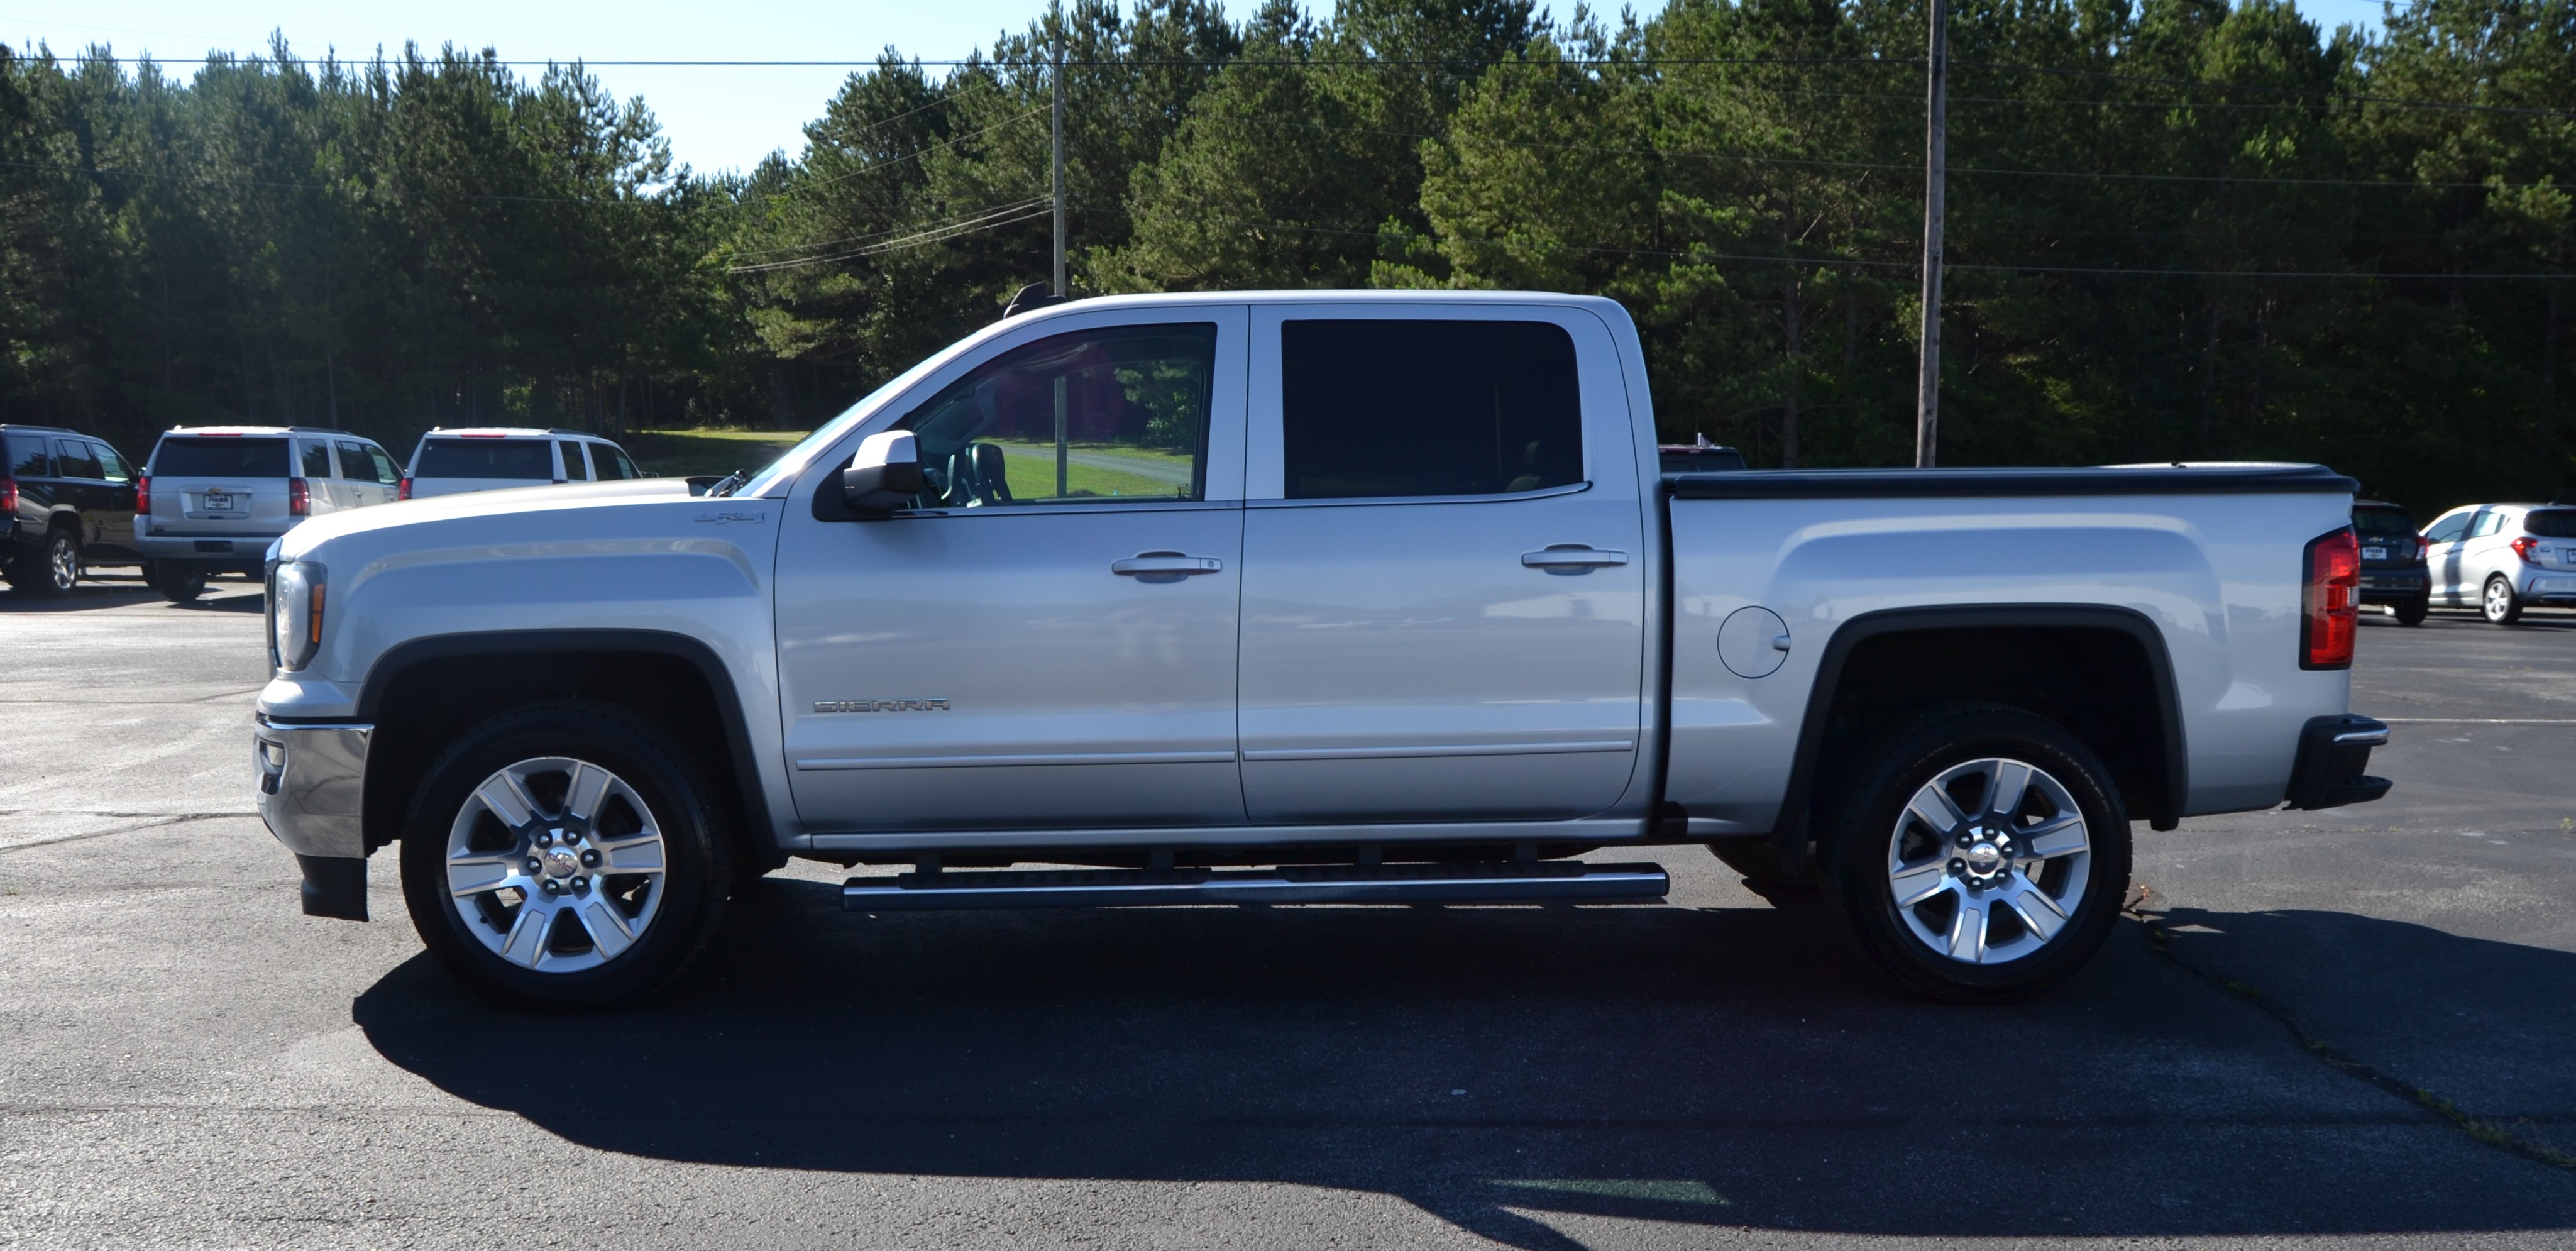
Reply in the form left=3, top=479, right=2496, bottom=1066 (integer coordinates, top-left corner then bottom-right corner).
left=2516, top=571, right=2576, bottom=605
left=134, top=526, right=286, bottom=563
left=253, top=717, right=373, bottom=920
left=2285, top=714, right=2393, bottom=811
left=2357, top=569, right=2426, bottom=602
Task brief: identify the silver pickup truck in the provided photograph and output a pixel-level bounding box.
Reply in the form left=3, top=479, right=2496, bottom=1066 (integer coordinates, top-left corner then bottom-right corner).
left=252, top=291, right=2389, bottom=1010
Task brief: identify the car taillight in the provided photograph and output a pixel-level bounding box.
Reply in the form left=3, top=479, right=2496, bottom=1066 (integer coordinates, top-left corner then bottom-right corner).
left=2303, top=527, right=2359, bottom=670
left=2415, top=535, right=2430, bottom=561
left=136, top=474, right=150, bottom=516
left=2511, top=536, right=2538, bottom=563
left=397, top=477, right=412, bottom=501
left=0, top=478, right=15, bottom=514
left=288, top=477, right=309, bottom=516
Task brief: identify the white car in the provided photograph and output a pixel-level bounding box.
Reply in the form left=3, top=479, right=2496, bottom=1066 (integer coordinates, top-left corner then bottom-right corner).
left=253, top=290, right=2389, bottom=1010
left=401, top=428, right=644, bottom=499
left=2420, top=502, right=2576, bottom=624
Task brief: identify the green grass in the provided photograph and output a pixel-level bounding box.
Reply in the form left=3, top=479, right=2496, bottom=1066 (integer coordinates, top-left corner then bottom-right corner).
left=993, top=442, right=1192, bottom=501
left=625, top=427, right=808, bottom=479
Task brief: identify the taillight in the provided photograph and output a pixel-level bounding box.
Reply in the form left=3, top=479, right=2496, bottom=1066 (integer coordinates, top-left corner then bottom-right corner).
left=2303, top=527, right=2359, bottom=670
left=1, top=478, right=15, bottom=514
left=2415, top=535, right=2430, bottom=561
left=136, top=474, right=151, bottom=516
left=288, top=477, right=309, bottom=516
left=2511, top=536, right=2538, bottom=563
left=397, top=477, right=412, bottom=501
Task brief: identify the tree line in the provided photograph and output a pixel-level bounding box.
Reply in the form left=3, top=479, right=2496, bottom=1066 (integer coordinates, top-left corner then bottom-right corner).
left=1, top=0, right=2568, bottom=514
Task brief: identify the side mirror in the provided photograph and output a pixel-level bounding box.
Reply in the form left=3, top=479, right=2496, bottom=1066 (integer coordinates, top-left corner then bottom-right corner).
left=840, top=430, right=925, bottom=515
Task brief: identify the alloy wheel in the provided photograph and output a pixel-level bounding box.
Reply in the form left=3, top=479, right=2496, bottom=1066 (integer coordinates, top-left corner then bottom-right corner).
left=46, top=534, right=77, bottom=592
left=1883, top=756, right=2093, bottom=965
left=443, top=756, right=668, bottom=974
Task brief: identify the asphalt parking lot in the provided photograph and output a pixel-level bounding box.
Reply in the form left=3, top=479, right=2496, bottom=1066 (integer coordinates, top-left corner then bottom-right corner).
left=3, top=576, right=2572, bottom=1249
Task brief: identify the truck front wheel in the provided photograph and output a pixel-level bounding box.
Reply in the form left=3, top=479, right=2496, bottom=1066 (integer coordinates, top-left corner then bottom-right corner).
left=1819, top=707, right=2130, bottom=1004
left=398, top=701, right=732, bottom=1011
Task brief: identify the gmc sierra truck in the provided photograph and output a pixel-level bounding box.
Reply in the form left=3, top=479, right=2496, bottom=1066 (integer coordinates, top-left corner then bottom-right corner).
left=251, top=290, right=2389, bottom=1010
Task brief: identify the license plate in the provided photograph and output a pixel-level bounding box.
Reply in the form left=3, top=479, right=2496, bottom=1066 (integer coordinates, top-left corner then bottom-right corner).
left=2362, top=546, right=2388, bottom=561
left=202, top=492, right=235, bottom=510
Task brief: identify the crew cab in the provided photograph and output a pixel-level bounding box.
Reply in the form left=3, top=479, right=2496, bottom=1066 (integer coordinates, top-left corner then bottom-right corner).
left=251, top=291, right=2389, bottom=1010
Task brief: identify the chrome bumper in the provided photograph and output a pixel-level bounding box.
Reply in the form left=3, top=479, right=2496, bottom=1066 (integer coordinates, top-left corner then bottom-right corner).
left=254, top=717, right=371, bottom=859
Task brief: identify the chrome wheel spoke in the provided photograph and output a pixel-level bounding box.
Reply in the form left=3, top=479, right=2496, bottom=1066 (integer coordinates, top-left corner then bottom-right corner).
left=472, top=774, right=539, bottom=829
left=2022, top=814, right=2087, bottom=859
left=1905, top=785, right=1967, bottom=836
left=595, top=834, right=663, bottom=874
left=2005, top=878, right=2070, bottom=943
left=445, top=754, right=666, bottom=975
left=1947, top=893, right=1991, bottom=962
left=499, top=900, right=553, bottom=967
left=447, top=851, right=519, bottom=898
left=1984, top=760, right=2034, bottom=820
left=1891, top=862, right=1954, bottom=908
left=563, top=763, right=612, bottom=824
left=577, top=901, right=637, bottom=960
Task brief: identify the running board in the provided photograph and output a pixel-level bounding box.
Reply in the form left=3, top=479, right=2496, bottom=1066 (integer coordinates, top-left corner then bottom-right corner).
left=842, top=860, right=1670, bottom=911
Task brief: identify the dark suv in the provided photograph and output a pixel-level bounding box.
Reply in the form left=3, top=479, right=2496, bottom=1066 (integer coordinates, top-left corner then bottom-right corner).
left=2353, top=500, right=2430, bottom=626
left=3, top=424, right=141, bottom=596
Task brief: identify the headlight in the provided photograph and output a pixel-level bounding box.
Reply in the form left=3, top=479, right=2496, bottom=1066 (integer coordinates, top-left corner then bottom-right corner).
left=270, top=561, right=326, bottom=671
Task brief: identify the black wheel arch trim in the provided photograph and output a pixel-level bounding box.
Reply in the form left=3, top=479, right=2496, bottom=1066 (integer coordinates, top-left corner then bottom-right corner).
left=351, top=629, right=778, bottom=849
left=1768, top=604, right=2189, bottom=845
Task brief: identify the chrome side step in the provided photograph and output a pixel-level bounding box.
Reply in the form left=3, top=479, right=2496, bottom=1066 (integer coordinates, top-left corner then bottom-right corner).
left=842, top=860, right=1670, bottom=911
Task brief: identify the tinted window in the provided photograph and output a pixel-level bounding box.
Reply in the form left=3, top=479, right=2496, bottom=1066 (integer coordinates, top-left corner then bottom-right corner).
left=2525, top=510, right=2576, bottom=539
left=897, top=322, right=1215, bottom=506
left=597, top=445, right=639, bottom=480
left=2423, top=512, right=2471, bottom=543
left=2471, top=510, right=2506, bottom=538
left=558, top=441, right=588, bottom=480
left=1281, top=319, right=1582, bottom=500
left=298, top=441, right=334, bottom=478
left=333, top=441, right=375, bottom=480
left=364, top=446, right=402, bottom=485
left=416, top=439, right=556, bottom=480
left=5, top=434, right=48, bottom=477
left=51, top=438, right=102, bottom=480
left=2352, top=506, right=2414, bottom=537
left=153, top=437, right=287, bottom=478
left=92, top=443, right=132, bottom=483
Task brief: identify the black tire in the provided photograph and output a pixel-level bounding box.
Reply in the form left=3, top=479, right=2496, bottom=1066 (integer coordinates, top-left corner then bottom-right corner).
left=2393, top=593, right=2429, bottom=627
left=9, top=528, right=79, bottom=597
left=1709, top=839, right=1817, bottom=898
left=399, top=701, right=733, bottom=1011
left=144, top=561, right=207, bottom=603
left=2482, top=575, right=2523, bottom=625
left=1817, top=705, right=2131, bottom=1004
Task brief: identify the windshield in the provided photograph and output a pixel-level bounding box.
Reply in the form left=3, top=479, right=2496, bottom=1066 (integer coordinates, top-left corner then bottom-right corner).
left=735, top=324, right=1010, bottom=498
left=417, top=439, right=554, bottom=480
left=153, top=437, right=287, bottom=478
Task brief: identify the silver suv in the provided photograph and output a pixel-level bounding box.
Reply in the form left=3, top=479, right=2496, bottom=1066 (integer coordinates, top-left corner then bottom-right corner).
left=134, top=426, right=402, bottom=602
left=2421, top=502, right=2576, bottom=624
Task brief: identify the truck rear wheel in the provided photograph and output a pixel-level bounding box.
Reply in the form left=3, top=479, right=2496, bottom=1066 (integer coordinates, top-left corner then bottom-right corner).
left=398, top=701, right=731, bottom=1011
left=1819, top=706, right=2130, bottom=1004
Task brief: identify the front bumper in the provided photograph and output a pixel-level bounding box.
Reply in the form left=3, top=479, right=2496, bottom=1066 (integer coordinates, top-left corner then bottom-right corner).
left=2285, top=714, right=2393, bottom=810
left=253, top=717, right=373, bottom=920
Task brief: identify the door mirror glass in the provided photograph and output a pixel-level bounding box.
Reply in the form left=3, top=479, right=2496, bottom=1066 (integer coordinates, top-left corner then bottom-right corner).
left=841, top=431, right=925, bottom=514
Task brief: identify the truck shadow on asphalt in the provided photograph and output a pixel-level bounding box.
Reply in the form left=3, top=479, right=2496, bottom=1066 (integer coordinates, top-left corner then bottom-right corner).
left=0, top=577, right=262, bottom=613
left=352, top=879, right=2576, bottom=1247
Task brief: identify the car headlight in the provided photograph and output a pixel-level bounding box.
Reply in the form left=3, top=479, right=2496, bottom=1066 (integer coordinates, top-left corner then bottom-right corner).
left=270, top=561, right=326, bottom=671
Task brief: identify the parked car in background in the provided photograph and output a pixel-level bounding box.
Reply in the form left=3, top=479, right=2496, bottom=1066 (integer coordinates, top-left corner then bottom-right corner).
left=134, top=426, right=401, bottom=603
left=402, top=428, right=642, bottom=499
left=2421, top=502, right=2576, bottom=624
left=1, top=423, right=141, bottom=595
left=2352, top=500, right=2430, bottom=626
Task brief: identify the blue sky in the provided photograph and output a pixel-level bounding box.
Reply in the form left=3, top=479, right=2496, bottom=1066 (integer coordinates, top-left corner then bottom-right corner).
left=14, top=1, right=2395, bottom=175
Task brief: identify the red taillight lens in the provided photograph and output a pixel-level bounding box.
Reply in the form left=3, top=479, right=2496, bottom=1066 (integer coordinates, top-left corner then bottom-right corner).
left=136, top=474, right=151, bottom=516
left=288, top=477, right=309, bottom=516
left=2415, top=535, right=2431, bottom=561
left=1, top=478, right=16, bottom=514
left=397, top=477, right=412, bottom=501
left=2303, top=527, right=2359, bottom=670
left=2511, top=536, right=2538, bottom=563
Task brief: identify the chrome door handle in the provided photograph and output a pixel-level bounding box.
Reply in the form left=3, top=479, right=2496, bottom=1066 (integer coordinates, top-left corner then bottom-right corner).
left=1521, top=545, right=1629, bottom=570
left=1111, top=552, right=1224, bottom=578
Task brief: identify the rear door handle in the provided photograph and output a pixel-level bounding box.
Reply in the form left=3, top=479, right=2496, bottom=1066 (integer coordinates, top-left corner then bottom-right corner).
left=1521, top=545, right=1629, bottom=570
left=1112, top=551, right=1225, bottom=578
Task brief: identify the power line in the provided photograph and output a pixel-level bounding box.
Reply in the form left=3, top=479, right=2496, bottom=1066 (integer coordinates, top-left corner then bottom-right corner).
left=726, top=198, right=1052, bottom=272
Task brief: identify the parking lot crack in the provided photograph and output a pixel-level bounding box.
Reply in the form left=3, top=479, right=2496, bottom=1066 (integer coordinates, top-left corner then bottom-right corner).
left=2128, top=884, right=2576, bottom=1175
left=0, top=812, right=249, bottom=854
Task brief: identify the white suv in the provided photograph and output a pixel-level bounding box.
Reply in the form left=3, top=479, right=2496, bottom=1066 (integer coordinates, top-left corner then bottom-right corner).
left=2421, top=502, right=2576, bottom=624
left=402, top=428, right=644, bottom=499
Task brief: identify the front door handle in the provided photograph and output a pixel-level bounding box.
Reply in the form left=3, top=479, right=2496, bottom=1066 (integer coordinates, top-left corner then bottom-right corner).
left=1521, top=544, right=1629, bottom=571
left=1112, top=551, right=1225, bottom=579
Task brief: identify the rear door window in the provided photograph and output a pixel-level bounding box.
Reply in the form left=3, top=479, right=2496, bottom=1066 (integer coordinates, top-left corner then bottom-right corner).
left=153, top=438, right=287, bottom=478
left=557, top=441, right=589, bottom=480
left=2470, top=510, right=2506, bottom=539
left=1279, top=319, right=1583, bottom=499
left=298, top=440, right=334, bottom=479
left=333, top=441, right=377, bottom=480
left=51, top=438, right=103, bottom=480
left=2423, top=512, right=2471, bottom=544
left=2524, top=510, right=2576, bottom=539
left=363, top=446, right=402, bottom=485
left=416, top=439, right=556, bottom=480
left=92, top=443, right=132, bottom=484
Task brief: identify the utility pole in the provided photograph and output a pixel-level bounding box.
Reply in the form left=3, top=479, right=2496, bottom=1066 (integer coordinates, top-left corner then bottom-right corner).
left=1050, top=11, right=1067, bottom=300
left=1913, top=0, right=1948, bottom=469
